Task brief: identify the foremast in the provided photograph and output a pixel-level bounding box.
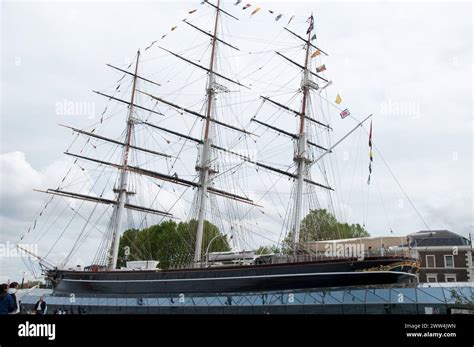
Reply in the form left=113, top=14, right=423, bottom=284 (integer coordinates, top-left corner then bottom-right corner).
left=108, top=50, right=141, bottom=270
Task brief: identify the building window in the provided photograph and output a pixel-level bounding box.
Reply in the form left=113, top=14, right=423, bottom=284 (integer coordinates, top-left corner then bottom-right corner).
left=444, top=274, right=456, bottom=282
left=426, top=255, right=436, bottom=268
left=426, top=274, right=437, bottom=283
left=444, top=255, right=454, bottom=268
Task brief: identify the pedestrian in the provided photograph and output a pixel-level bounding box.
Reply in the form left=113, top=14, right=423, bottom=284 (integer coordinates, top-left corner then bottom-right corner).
left=0, top=283, right=15, bottom=315
left=34, top=296, right=47, bottom=315
left=8, top=282, right=20, bottom=314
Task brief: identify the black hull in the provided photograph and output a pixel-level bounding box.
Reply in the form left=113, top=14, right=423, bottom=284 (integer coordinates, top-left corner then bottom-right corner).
left=48, top=256, right=418, bottom=296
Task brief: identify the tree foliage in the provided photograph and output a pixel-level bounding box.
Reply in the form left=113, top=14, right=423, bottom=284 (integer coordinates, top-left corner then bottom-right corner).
left=255, top=245, right=280, bottom=255
left=284, top=209, right=370, bottom=248
left=117, top=219, right=230, bottom=269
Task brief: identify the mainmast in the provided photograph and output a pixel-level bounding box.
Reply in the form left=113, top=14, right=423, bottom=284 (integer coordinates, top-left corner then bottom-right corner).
left=108, top=50, right=141, bottom=270
left=194, top=0, right=220, bottom=267
left=292, top=16, right=314, bottom=249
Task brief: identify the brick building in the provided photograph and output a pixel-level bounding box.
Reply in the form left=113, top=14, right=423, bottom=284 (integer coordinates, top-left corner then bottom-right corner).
left=405, top=230, right=473, bottom=283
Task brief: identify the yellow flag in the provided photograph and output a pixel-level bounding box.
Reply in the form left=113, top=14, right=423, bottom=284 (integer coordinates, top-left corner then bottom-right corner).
left=335, top=94, right=342, bottom=104
left=310, top=50, right=321, bottom=58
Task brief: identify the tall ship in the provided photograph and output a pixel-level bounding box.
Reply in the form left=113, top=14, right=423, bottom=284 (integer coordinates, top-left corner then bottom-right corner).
left=18, top=0, right=419, bottom=296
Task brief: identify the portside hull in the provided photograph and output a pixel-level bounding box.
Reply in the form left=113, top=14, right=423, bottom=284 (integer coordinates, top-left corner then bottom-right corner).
left=48, top=257, right=418, bottom=295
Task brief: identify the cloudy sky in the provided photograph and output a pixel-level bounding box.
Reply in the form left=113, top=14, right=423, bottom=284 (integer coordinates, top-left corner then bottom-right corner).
left=1, top=0, right=472, bottom=282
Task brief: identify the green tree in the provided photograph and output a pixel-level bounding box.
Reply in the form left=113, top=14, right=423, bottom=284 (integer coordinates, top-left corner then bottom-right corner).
left=117, top=219, right=230, bottom=269
left=255, top=245, right=280, bottom=255
left=284, top=209, right=370, bottom=249
left=449, top=288, right=474, bottom=310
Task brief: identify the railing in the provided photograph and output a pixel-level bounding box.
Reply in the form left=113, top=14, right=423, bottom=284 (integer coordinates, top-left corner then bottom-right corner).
left=125, top=249, right=419, bottom=269
left=263, top=249, right=419, bottom=265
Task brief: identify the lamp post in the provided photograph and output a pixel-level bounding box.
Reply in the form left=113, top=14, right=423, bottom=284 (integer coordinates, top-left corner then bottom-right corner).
left=205, top=234, right=232, bottom=267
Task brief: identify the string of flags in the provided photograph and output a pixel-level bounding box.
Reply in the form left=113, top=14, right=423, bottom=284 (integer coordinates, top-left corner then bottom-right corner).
left=306, top=16, right=349, bottom=120
left=367, top=120, right=373, bottom=185
left=137, top=2, right=353, bottom=123
left=142, top=7, right=200, bottom=52
left=234, top=0, right=298, bottom=22
left=331, top=92, right=350, bottom=119
left=301, top=14, right=350, bottom=121
left=300, top=12, right=350, bottom=121
left=20, top=129, right=93, bottom=242
left=140, top=1, right=324, bottom=55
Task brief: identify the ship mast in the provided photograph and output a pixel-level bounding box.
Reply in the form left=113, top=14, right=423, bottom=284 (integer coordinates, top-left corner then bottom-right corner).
left=292, top=16, right=313, bottom=249
left=251, top=18, right=374, bottom=253
left=37, top=5, right=256, bottom=269
left=108, top=50, right=141, bottom=270
left=194, top=0, right=220, bottom=267
left=49, top=2, right=254, bottom=269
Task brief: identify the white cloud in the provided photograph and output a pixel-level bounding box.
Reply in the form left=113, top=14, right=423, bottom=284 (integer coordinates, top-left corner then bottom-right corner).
left=0, top=152, right=44, bottom=220
left=0, top=151, right=84, bottom=221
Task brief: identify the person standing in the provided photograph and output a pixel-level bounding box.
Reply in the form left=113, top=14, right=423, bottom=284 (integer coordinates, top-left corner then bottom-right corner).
left=0, top=284, right=15, bottom=315
left=8, top=282, right=20, bottom=314
left=34, top=296, right=47, bottom=315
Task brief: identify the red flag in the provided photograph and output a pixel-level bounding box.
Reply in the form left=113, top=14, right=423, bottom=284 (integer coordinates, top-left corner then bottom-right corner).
left=316, top=64, right=326, bottom=73
left=340, top=109, right=350, bottom=119
left=367, top=120, right=373, bottom=184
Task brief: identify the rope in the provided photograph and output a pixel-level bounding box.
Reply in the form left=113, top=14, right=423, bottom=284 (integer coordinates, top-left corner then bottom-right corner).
left=370, top=138, right=431, bottom=231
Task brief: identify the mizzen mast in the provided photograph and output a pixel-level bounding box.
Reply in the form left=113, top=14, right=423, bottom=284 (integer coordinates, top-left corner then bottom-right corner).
left=248, top=14, right=334, bottom=251
left=292, top=15, right=314, bottom=249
